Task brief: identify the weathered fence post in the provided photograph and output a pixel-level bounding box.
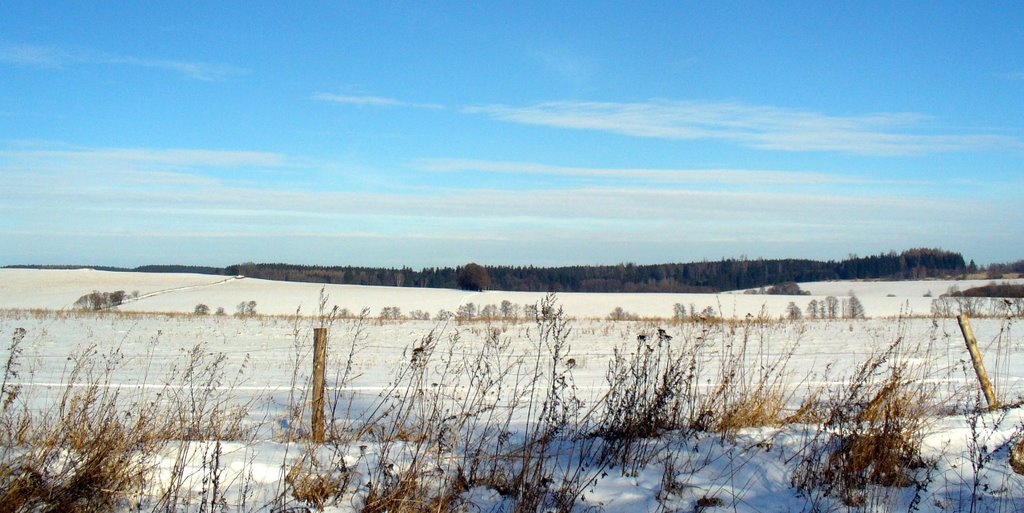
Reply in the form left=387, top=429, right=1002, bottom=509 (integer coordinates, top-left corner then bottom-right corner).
left=957, top=314, right=999, bottom=410
left=312, top=327, right=328, bottom=442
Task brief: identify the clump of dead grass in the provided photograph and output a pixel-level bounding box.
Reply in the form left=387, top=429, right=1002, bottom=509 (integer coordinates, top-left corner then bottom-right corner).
left=0, top=343, right=170, bottom=512
left=284, top=449, right=351, bottom=510
left=794, top=331, right=935, bottom=507
left=595, top=316, right=801, bottom=472
left=335, top=295, right=604, bottom=513
left=0, top=327, right=260, bottom=513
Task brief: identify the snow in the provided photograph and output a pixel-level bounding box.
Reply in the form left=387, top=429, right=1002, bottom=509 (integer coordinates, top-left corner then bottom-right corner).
left=795, top=278, right=1010, bottom=299
left=1, top=269, right=1024, bottom=511
left=5, top=269, right=1022, bottom=319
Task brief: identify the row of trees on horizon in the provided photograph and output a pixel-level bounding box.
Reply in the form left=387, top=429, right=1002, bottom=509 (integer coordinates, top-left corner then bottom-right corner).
left=8, top=248, right=998, bottom=294
left=222, top=248, right=975, bottom=292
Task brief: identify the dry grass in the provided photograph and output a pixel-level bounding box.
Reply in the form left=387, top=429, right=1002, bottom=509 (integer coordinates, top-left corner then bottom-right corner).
left=284, top=449, right=351, bottom=510
left=715, top=389, right=787, bottom=431
left=1011, top=437, right=1024, bottom=476
left=0, top=346, right=171, bottom=512
left=0, top=330, right=259, bottom=512
left=695, top=317, right=801, bottom=436
left=360, top=465, right=467, bottom=513
left=346, top=296, right=603, bottom=513
left=825, top=376, right=929, bottom=491
left=0, top=304, right=1007, bottom=512
left=794, top=331, right=936, bottom=507
left=595, top=316, right=802, bottom=472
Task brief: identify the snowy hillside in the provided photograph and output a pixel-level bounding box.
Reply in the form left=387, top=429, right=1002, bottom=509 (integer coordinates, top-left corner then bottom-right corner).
left=3, top=268, right=1022, bottom=319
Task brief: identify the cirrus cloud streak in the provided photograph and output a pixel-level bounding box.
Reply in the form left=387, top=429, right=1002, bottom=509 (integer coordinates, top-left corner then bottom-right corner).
left=466, top=99, right=1024, bottom=156
left=417, top=158, right=930, bottom=186
left=0, top=43, right=245, bottom=81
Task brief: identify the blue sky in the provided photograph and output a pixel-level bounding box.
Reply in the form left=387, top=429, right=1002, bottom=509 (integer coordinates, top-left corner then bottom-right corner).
left=1, top=1, right=1022, bottom=267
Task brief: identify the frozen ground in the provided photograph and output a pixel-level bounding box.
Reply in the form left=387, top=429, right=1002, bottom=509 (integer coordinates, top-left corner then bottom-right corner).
left=1, top=269, right=1024, bottom=512
left=3, top=268, right=1023, bottom=318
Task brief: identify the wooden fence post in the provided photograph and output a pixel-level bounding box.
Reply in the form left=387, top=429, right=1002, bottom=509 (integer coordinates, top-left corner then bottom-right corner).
left=957, top=314, right=999, bottom=410
left=312, top=327, right=328, bottom=442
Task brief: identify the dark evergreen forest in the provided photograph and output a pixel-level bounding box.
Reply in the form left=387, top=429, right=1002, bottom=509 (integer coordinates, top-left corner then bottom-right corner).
left=7, top=248, right=974, bottom=293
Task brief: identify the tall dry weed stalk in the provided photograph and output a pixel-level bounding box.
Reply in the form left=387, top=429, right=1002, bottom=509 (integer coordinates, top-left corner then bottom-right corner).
left=0, top=326, right=259, bottom=513
left=596, top=325, right=697, bottom=470
left=0, top=340, right=170, bottom=512
left=500, top=295, right=603, bottom=513
left=794, top=325, right=935, bottom=509
left=306, top=295, right=605, bottom=513
left=596, top=316, right=801, bottom=473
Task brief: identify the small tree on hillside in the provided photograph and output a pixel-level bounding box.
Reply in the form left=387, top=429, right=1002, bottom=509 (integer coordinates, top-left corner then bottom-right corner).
left=673, top=303, right=688, bottom=320
left=607, top=306, right=637, bottom=321
left=236, top=300, right=257, bottom=317
left=457, top=262, right=491, bottom=291
left=825, top=296, right=840, bottom=319
left=786, top=302, right=803, bottom=320
left=73, top=290, right=127, bottom=310
left=806, top=299, right=819, bottom=319
left=523, top=303, right=538, bottom=319
left=848, top=294, right=866, bottom=319
left=379, top=306, right=402, bottom=320
left=456, top=302, right=477, bottom=321
left=499, top=299, right=518, bottom=319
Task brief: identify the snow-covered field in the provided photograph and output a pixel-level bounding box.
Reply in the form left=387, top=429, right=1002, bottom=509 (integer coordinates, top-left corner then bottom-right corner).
left=2, top=269, right=1024, bottom=512
left=3, top=268, right=1022, bottom=319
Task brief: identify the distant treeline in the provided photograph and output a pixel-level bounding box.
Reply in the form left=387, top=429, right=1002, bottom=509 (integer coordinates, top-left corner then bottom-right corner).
left=4, top=264, right=225, bottom=275
left=223, top=248, right=967, bottom=292
left=947, top=283, right=1024, bottom=299
left=986, top=260, right=1024, bottom=276
left=5, top=248, right=985, bottom=293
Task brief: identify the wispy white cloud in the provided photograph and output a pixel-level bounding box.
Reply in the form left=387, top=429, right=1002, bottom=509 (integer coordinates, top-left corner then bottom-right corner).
left=2, top=142, right=998, bottom=229
left=0, top=227, right=511, bottom=242
left=0, top=167, right=968, bottom=225
left=0, top=44, right=72, bottom=68
left=3, top=142, right=1019, bottom=266
left=110, top=56, right=245, bottom=81
left=10, top=172, right=1012, bottom=265
left=416, top=158, right=928, bottom=185
left=0, top=144, right=293, bottom=197
left=466, top=100, right=1024, bottom=155
left=313, top=92, right=443, bottom=109
left=0, top=43, right=245, bottom=80
left=1, top=145, right=289, bottom=169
